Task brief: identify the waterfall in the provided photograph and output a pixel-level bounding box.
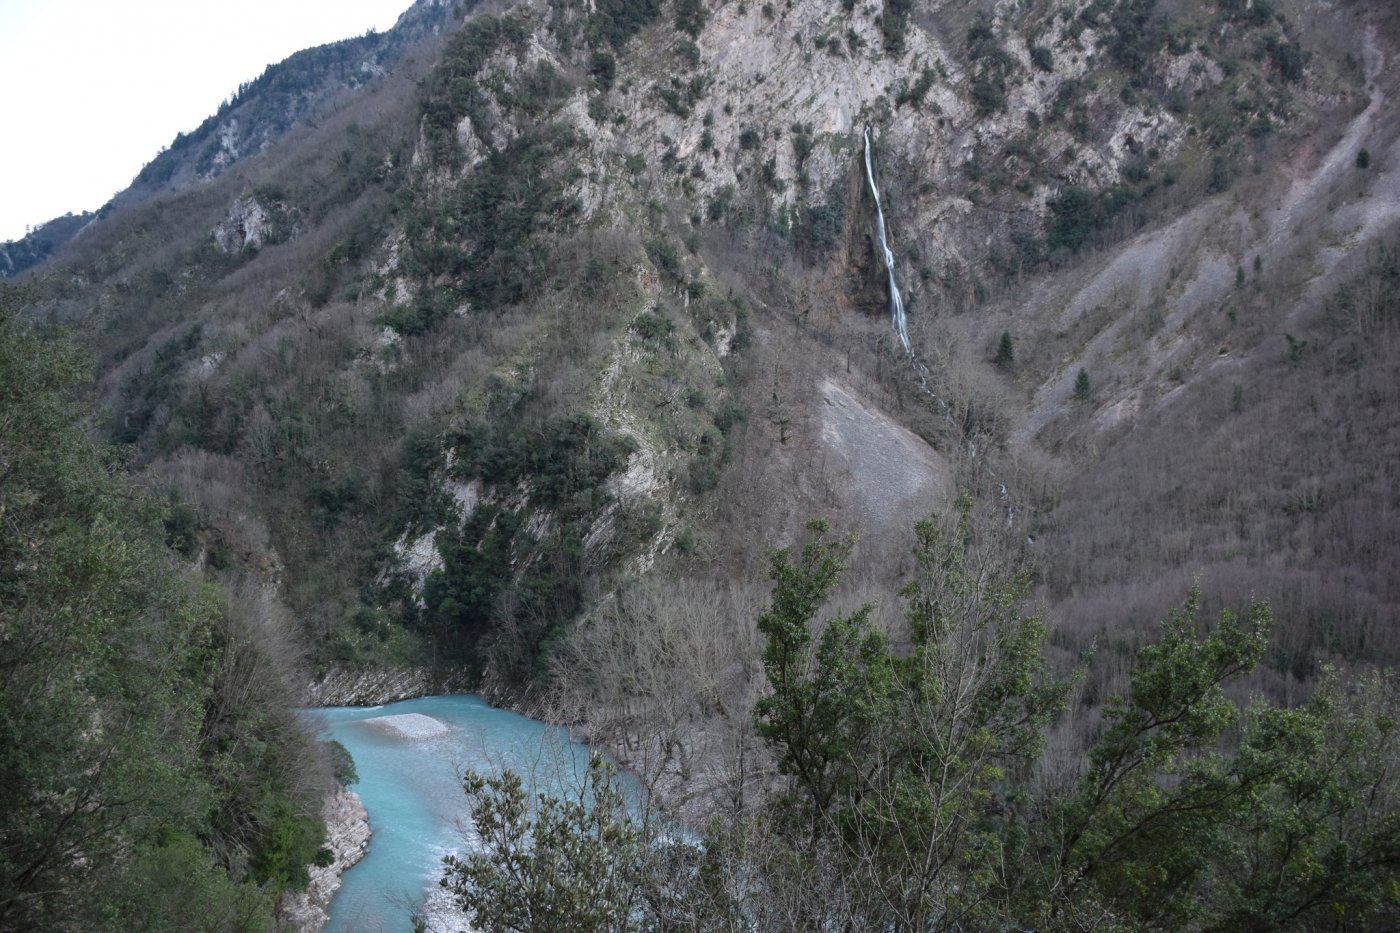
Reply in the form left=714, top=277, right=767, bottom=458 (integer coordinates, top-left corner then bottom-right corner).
left=863, top=126, right=910, bottom=352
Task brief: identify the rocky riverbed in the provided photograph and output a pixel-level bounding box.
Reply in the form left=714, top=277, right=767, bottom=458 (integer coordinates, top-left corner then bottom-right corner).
left=281, top=788, right=371, bottom=932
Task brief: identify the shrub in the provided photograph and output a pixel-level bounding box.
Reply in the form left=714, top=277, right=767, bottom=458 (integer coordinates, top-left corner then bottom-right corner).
left=675, top=0, right=707, bottom=38
left=589, top=51, right=617, bottom=91
left=588, top=0, right=664, bottom=51
left=971, top=73, right=1007, bottom=115
left=881, top=0, right=914, bottom=54
left=632, top=311, right=675, bottom=343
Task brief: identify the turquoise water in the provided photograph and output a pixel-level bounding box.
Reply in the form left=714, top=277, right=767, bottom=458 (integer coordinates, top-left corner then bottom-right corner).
left=305, top=695, right=593, bottom=932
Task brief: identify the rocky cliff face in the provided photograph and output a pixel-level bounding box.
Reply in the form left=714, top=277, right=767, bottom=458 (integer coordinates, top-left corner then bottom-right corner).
left=279, top=788, right=371, bottom=932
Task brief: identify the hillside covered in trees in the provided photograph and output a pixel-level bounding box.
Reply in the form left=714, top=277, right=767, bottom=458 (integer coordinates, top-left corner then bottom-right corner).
left=0, top=287, right=351, bottom=929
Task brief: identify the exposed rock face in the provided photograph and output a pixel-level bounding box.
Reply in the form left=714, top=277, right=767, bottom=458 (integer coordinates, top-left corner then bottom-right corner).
left=304, top=667, right=475, bottom=706
left=213, top=196, right=271, bottom=252
left=280, top=788, right=370, bottom=933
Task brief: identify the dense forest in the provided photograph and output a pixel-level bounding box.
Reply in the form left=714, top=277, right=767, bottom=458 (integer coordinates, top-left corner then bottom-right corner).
left=0, top=287, right=343, bottom=929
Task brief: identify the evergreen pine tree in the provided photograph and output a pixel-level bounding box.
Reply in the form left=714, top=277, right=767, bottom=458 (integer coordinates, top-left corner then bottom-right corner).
left=995, top=330, right=1015, bottom=367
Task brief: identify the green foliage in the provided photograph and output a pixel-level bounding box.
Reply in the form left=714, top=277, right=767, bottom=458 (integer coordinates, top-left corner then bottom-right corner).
left=249, top=799, right=330, bottom=893
left=0, top=288, right=317, bottom=929
left=440, top=503, right=1400, bottom=929
left=1074, top=367, right=1092, bottom=399
left=1052, top=186, right=1103, bottom=252
left=441, top=756, right=650, bottom=933
left=1029, top=43, right=1054, bottom=72
left=971, top=72, right=1008, bottom=116
left=631, top=310, right=675, bottom=344
left=419, top=15, right=532, bottom=166
left=461, top=412, right=633, bottom=508
left=1210, top=671, right=1400, bottom=928
left=587, top=0, right=664, bottom=51
left=1041, top=591, right=1271, bottom=925
left=880, top=0, right=914, bottom=54
left=674, top=0, right=707, bottom=39
left=645, top=238, right=682, bottom=281
left=754, top=520, right=896, bottom=815
left=589, top=51, right=617, bottom=91
left=753, top=508, right=1071, bottom=925
left=1106, top=0, right=1158, bottom=75
left=966, top=11, right=1015, bottom=115
left=966, top=13, right=1014, bottom=72
left=328, top=740, right=359, bottom=787
left=109, top=322, right=203, bottom=444
left=425, top=411, right=634, bottom=671
left=995, top=329, right=1015, bottom=367
left=791, top=196, right=847, bottom=255
left=403, top=122, right=582, bottom=314
left=896, top=67, right=937, bottom=108
left=1263, top=33, right=1306, bottom=82
left=0, top=290, right=208, bottom=925
left=1208, top=151, right=1238, bottom=193
left=656, top=74, right=708, bottom=117
left=98, top=833, right=275, bottom=932
left=423, top=505, right=517, bottom=660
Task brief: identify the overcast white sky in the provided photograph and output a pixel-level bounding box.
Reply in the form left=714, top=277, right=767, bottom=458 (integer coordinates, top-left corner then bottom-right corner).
left=0, top=0, right=415, bottom=242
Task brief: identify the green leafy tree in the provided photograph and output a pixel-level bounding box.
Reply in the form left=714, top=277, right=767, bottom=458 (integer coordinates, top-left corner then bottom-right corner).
left=753, top=520, right=898, bottom=818
left=751, top=506, right=1071, bottom=927
left=1, top=290, right=214, bottom=925
left=1037, top=590, right=1271, bottom=926
left=441, top=756, right=650, bottom=933
left=443, top=511, right=1400, bottom=931
left=1211, top=671, right=1400, bottom=928
left=0, top=286, right=319, bottom=930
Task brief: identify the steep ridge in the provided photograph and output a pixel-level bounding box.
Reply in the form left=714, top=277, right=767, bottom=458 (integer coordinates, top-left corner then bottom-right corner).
left=0, top=0, right=461, bottom=281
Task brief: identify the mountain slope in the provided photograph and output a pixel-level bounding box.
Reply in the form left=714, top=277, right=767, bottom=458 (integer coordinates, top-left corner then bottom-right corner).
left=10, top=0, right=1398, bottom=709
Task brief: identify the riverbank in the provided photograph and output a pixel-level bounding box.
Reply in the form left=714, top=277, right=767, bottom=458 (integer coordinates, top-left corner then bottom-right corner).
left=304, top=666, right=476, bottom=707
left=281, top=788, right=370, bottom=932
left=303, top=695, right=586, bottom=930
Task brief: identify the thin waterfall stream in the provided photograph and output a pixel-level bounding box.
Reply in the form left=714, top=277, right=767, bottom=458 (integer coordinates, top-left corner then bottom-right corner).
left=861, top=127, right=962, bottom=435
left=863, top=125, right=910, bottom=352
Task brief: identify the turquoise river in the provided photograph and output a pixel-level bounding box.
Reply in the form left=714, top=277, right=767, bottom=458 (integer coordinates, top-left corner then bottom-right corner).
left=305, top=695, right=592, bottom=931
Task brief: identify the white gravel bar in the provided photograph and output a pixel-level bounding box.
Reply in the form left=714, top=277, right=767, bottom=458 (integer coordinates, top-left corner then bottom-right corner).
left=360, top=713, right=451, bottom=740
